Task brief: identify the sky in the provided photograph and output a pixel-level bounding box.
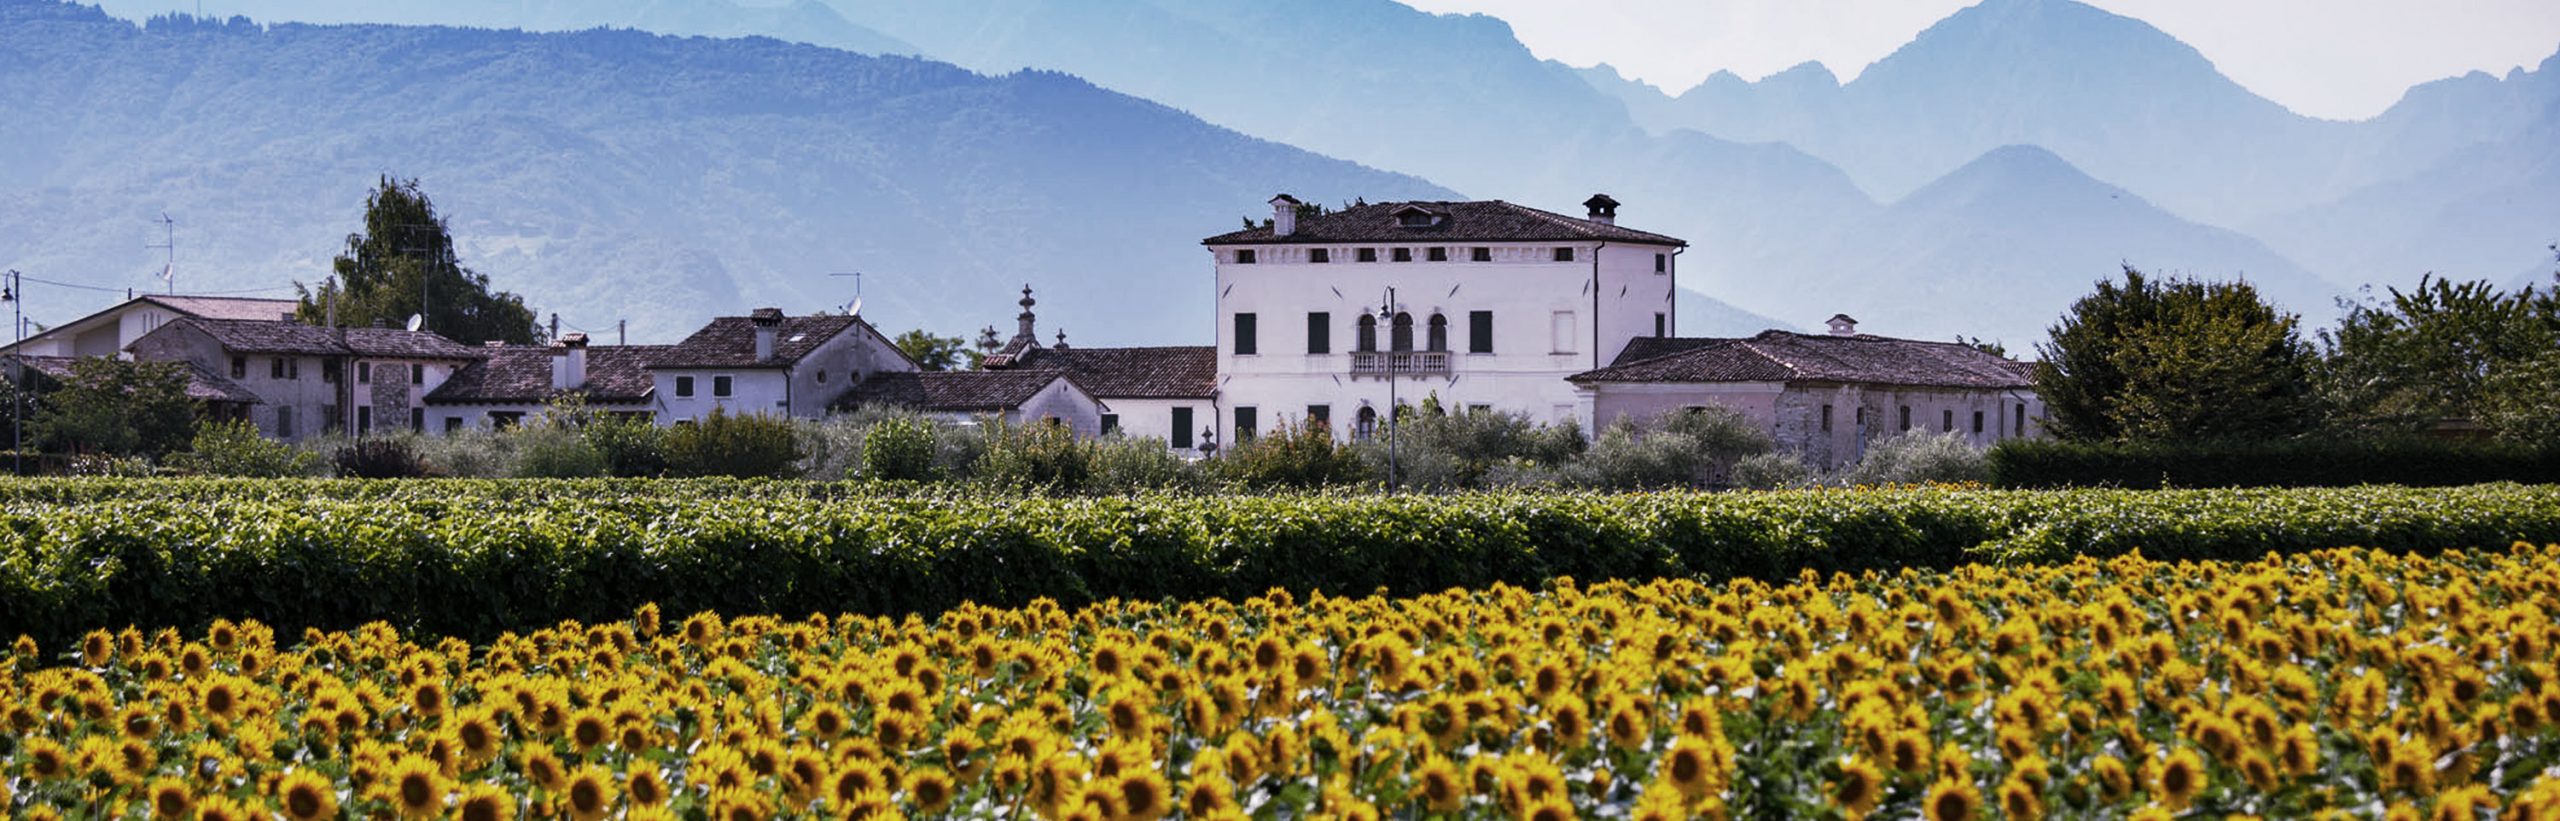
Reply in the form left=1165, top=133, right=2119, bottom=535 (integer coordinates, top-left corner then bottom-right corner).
left=1394, top=0, right=2560, bottom=121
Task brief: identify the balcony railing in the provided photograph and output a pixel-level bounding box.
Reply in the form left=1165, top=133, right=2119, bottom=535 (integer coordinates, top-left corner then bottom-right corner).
left=1349, top=350, right=1450, bottom=376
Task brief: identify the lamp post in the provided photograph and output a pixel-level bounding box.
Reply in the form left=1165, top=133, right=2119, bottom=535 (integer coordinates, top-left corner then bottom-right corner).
left=1377, top=286, right=1399, bottom=491
left=3, top=269, right=20, bottom=475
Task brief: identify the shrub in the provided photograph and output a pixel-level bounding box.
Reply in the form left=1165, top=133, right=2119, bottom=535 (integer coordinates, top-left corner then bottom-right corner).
left=1563, top=407, right=1773, bottom=489
left=663, top=408, right=803, bottom=478
left=1216, top=418, right=1366, bottom=490
left=581, top=415, right=667, bottom=478
left=858, top=414, right=942, bottom=482
left=411, top=429, right=518, bottom=478
left=1837, top=430, right=1988, bottom=487
left=1363, top=405, right=1584, bottom=490
left=169, top=419, right=317, bottom=478
left=513, top=423, right=608, bottom=479
left=1089, top=435, right=1201, bottom=493
left=1986, top=437, right=2560, bottom=488
left=975, top=418, right=1092, bottom=491
left=335, top=436, right=427, bottom=479
left=1732, top=452, right=1816, bottom=489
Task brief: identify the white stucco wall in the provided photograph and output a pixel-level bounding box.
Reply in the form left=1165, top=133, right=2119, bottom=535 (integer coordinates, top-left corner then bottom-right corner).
left=1092, top=396, right=1215, bottom=454
left=1582, top=380, right=2049, bottom=471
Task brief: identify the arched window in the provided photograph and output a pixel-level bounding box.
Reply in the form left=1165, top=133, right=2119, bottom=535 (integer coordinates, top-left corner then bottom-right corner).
left=1356, top=313, right=1378, bottom=352
left=1355, top=405, right=1378, bottom=441
left=1391, top=312, right=1414, bottom=352
left=1426, top=313, right=1448, bottom=352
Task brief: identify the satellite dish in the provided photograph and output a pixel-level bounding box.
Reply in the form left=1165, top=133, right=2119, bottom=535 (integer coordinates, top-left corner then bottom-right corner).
left=847, top=297, right=863, bottom=317
left=405, top=314, right=424, bottom=333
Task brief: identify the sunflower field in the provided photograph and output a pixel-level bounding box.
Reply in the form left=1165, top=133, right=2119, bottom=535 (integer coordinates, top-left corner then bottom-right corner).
left=8, top=541, right=2560, bottom=819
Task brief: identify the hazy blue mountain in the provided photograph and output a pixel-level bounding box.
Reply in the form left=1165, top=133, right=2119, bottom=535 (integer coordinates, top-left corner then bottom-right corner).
left=94, top=0, right=918, bottom=56
left=0, top=0, right=1455, bottom=344
left=1745, top=146, right=2340, bottom=347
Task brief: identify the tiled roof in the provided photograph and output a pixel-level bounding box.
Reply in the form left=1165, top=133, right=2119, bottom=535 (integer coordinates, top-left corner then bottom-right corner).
left=834, top=370, right=1080, bottom=413
left=1201, top=199, right=1686, bottom=247
left=1570, top=330, right=2035, bottom=390
left=341, top=328, right=488, bottom=360
left=142, top=295, right=299, bottom=322
left=989, top=345, right=1216, bottom=399
left=650, top=313, right=866, bottom=369
left=170, top=318, right=350, bottom=355
left=10, top=355, right=262, bottom=404
left=1610, top=336, right=1730, bottom=367
left=425, top=345, right=668, bottom=405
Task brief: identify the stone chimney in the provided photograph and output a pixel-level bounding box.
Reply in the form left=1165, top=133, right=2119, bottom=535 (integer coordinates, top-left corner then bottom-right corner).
left=1826, top=313, right=1859, bottom=336
left=1583, top=193, right=1619, bottom=225
left=554, top=332, right=589, bottom=389
left=1270, top=193, right=1301, bottom=237
left=750, top=307, right=783, bottom=361
left=1010, top=285, right=1039, bottom=348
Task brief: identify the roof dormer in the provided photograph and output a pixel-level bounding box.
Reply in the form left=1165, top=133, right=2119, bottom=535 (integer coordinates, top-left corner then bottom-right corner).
left=1391, top=204, right=1443, bottom=229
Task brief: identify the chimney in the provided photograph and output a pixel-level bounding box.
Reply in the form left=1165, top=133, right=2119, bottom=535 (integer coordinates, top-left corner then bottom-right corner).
left=554, top=332, right=589, bottom=389
left=1826, top=313, right=1859, bottom=336
left=1583, top=193, right=1620, bottom=226
left=1270, top=193, right=1301, bottom=237
left=750, top=308, right=783, bottom=362
left=1010, top=285, right=1039, bottom=348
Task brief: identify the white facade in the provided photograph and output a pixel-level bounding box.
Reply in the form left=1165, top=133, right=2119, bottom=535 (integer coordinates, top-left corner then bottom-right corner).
left=1096, top=397, right=1216, bottom=453
left=4, top=296, right=297, bottom=359
left=1209, top=234, right=1680, bottom=442
left=652, top=314, right=914, bottom=425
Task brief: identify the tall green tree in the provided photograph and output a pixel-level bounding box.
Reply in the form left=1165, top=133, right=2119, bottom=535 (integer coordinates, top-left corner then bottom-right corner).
left=297, top=177, right=540, bottom=345
left=893, top=329, right=971, bottom=372
left=2035, top=267, right=2320, bottom=443
left=2318, top=275, right=2560, bottom=435
left=30, top=358, right=196, bottom=457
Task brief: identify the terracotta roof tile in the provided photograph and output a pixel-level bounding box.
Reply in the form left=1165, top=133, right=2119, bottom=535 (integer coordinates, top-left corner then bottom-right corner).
left=834, top=370, right=1078, bottom=413
left=141, top=295, right=300, bottom=322
left=11, top=354, right=262, bottom=404
left=649, top=313, right=867, bottom=369
left=425, top=345, right=667, bottom=405
left=1571, top=330, right=2034, bottom=390
left=341, top=327, right=487, bottom=360
left=1202, top=199, right=1685, bottom=247
left=989, top=345, right=1215, bottom=399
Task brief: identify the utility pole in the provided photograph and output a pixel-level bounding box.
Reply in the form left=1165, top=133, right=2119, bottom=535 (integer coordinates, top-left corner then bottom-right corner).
left=4, top=269, right=22, bottom=475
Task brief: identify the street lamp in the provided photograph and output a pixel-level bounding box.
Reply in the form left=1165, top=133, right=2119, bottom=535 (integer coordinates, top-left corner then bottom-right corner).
left=1375, top=286, right=1399, bottom=491
left=3, top=269, right=21, bottom=475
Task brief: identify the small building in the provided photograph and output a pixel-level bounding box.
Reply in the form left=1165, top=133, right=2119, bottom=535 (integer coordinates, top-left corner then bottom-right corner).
left=1568, top=316, right=2044, bottom=470
left=834, top=369, right=1105, bottom=436
left=5, top=354, right=263, bottom=423
left=2, top=294, right=298, bottom=359
left=423, top=335, right=669, bottom=431
left=980, top=286, right=1218, bottom=451
left=647, top=308, right=916, bottom=423
left=126, top=316, right=483, bottom=442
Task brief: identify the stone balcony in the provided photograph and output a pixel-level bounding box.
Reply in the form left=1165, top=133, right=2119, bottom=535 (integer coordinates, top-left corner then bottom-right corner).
left=1349, top=350, right=1450, bottom=377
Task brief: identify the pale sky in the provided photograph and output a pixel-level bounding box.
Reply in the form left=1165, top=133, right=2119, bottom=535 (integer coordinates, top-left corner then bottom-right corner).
left=1395, top=0, right=2560, bottom=121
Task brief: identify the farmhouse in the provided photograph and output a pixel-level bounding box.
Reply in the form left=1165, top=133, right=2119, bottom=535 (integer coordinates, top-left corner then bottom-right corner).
left=978, top=286, right=1218, bottom=451
left=647, top=308, right=916, bottom=424
left=0, top=293, right=297, bottom=359
left=125, top=316, right=486, bottom=441
left=423, top=334, right=669, bottom=430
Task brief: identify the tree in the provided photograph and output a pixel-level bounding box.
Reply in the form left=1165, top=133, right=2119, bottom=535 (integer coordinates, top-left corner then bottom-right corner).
left=894, top=329, right=971, bottom=372
left=297, top=177, right=540, bottom=345
left=2318, top=275, right=2560, bottom=435
left=30, top=358, right=197, bottom=457
left=2035, top=267, right=2320, bottom=443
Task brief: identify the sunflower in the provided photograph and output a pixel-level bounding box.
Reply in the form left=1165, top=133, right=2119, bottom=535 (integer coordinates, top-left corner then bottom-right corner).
left=1115, top=768, right=1172, bottom=821
left=563, top=764, right=617, bottom=821
left=1415, top=757, right=1465, bottom=813
left=386, top=754, right=450, bottom=819
left=1660, top=740, right=1718, bottom=799
left=23, top=736, right=70, bottom=781
left=1605, top=702, right=1650, bottom=750
left=275, top=769, right=340, bottom=821
left=904, top=766, right=956, bottom=815
left=567, top=708, right=612, bottom=754
left=145, top=777, right=194, bottom=819
left=1997, top=776, right=2042, bottom=821
left=1833, top=758, right=1884, bottom=818
left=522, top=747, right=569, bottom=792
left=2092, top=756, right=2133, bottom=804
left=1888, top=731, right=1932, bottom=774
left=1923, top=776, right=1980, bottom=821
left=2155, top=747, right=2207, bottom=810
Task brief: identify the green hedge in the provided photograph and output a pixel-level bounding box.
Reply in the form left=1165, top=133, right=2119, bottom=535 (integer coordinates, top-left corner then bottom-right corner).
left=3, top=478, right=2557, bottom=649
left=1987, top=438, right=2560, bottom=489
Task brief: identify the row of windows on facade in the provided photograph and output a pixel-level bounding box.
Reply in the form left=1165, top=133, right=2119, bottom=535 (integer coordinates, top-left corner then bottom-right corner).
left=1811, top=403, right=2031, bottom=436
left=229, top=356, right=425, bottom=385
left=667, top=371, right=833, bottom=399
left=1230, top=309, right=1667, bottom=356
left=1233, top=246, right=1672, bottom=273
left=1106, top=404, right=1485, bottom=451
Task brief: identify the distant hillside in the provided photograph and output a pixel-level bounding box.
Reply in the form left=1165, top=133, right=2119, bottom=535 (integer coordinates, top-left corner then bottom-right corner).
left=0, top=0, right=1454, bottom=343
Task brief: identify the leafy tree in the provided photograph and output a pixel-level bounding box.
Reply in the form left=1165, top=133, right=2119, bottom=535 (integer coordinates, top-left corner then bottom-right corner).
left=30, top=357, right=196, bottom=457
left=297, top=177, right=540, bottom=345
left=2318, top=275, right=2560, bottom=434
left=2035, top=267, right=2320, bottom=443
left=894, top=329, right=971, bottom=372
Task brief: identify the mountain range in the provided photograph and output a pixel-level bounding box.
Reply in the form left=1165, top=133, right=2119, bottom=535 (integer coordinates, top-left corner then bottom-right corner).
left=19, top=0, right=2560, bottom=348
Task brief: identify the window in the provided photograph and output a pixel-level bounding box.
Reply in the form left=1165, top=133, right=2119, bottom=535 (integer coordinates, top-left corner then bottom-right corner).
left=1469, top=311, right=1493, bottom=354
left=410, top=364, right=424, bottom=385
left=676, top=376, right=696, bottom=398
left=1427, top=247, right=1448, bottom=262
left=2015, top=404, right=2026, bottom=435
left=230, top=356, right=246, bottom=379
left=1467, top=404, right=1492, bottom=415
left=270, top=358, right=285, bottom=379
left=323, top=361, right=341, bottom=384
left=1233, top=312, right=1258, bottom=356
left=1306, top=405, right=1329, bottom=427
left=1355, top=406, right=1377, bottom=441
left=1100, top=414, right=1119, bottom=436
left=276, top=406, right=294, bottom=439
left=1655, top=253, right=1667, bottom=274
left=1426, top=314, right=1448, bottom=352
left=1356, top=314, right=1378, bottom=352
left=1391, top=247, right=1412, bottom=262
left=1235, top=249, right=1257, bottom=264
left=490, top=411, right=525, bottom=430
left=1234, top=406, right=1258, bottom=443
left=1972, top=410, right=1985, bottom=434
left=411, top=408, right=425, bottom=432
left=712, top=376, right=733, bottom=398
left=1943, top=409, right=1955, bottom=431
left=358, top=362, right=372, bottom=384
left=357, top=406, right=373, bottom=432
left=1172, top=407, right=1194, bottom=448
left=1356, top=248, right=1377, bottom=263
left=444, top=417, right=464, bottom=434
left=1821, top=404, right=1833, bottom=433
left=1306, top=312, right=1330, bottom=354
left=1309, top=248, right=1330, bottom=264
left=1551, top=311, right=1575, bottom=354
left=1390, top=312, right=1414, bottom=352
left=1654, top=313, right=1667, bottom=338
left=1397, top=210, right=1434, bottom=228
left=1470, top=247, right=1492, bottom=262
left=817, top=370, right=828, bottom=384
left=1553, top=247, right=1574, bottom=262
left=1899, top=406, right=1912, bottom=432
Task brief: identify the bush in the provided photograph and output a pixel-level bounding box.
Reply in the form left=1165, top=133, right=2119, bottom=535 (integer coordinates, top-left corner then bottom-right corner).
left=1363, top=404, right=1584, bottom=490
left=1089, top=435, right=1201, bottom=493
left=974, top=418, right=1091, bottom=491
left=513, top=423, right=608, bottom=479
left=1563, top=407, right=1773, bottom=489
left=1732, top=452, right=1816, bottom=489
left=1986, top=437, right=2560, bottom=488
left=663, top=408, right=803, bottom=478
left=1216, top=418, right=1367, bottom=490
left=169, top=419, right=317, bottom=477
left=1837, top=431, right=1989, bottom=487
left=411, top=429, right=518, bottom=478
left=335, top=436, right=427, bottom=479
left=582, top=415, right=667, bottom=478
left=858, top=414, right=942, bottom=482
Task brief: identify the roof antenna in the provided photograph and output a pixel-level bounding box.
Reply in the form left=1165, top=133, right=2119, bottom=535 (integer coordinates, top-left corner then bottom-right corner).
left=145, top=212, right=175, bottom=295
